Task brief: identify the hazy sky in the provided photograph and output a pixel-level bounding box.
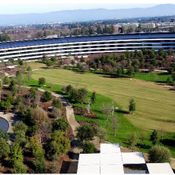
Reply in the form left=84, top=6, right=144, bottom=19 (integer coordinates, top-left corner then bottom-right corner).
left=0, top=0, right=175, bottom=14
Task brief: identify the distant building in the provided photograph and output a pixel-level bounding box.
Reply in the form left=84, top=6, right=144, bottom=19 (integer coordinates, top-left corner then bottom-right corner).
left=140, top=23, right=156, bottom=29
left=0, top=32, right=175, bottom=61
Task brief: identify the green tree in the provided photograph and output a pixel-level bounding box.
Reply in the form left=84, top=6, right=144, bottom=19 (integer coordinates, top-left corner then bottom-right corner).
left=149, top=145, right=171, bottom=163
left=127, top=133, right=138, bottom=148
left=91, top=91, right=96, bottom=104
left=129, top=98, right=136, bottom=113
left=52, top=99, right=61, bottom=108
left=14, top=121, right=28, bottom=146
left=28, top=136, right=45, bottom=173
left=38, top=77, right=46, bottom=86
left=52, top=119, right=69, bottom=132
left=26, top=66, right=32, bottom=80
left=171, top=72, right=175, bottom=81
left=77, top=125, right=96, bottom=142
left=10, top=143, right=27, bottom=173
left=150, top=130, right=159, bottom=145
left=0, top=129, right=9, bottom=140
left=41, top=91, right=52, bottom=102
left=0, top=138, right=10, bottom=159
left=16, top=71, right=23, bottom=85
left=9, top=79, right=17, bottom=96
left=77, top=88, right=88, bottom=103
left=13, top=160, right=27, bottom=173
left=45, top=131, right=70, bottom=160
left=82, top=142, right=96, bottom=153
left=3, top=76, right=10, bottom=85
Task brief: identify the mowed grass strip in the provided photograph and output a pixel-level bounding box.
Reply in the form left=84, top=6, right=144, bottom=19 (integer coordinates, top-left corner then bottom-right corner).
left=29, top=63, right=175, bottom=132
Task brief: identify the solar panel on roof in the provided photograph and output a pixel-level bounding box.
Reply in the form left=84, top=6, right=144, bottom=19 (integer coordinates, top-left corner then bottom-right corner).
left=0, top=32, right=175, bottom=49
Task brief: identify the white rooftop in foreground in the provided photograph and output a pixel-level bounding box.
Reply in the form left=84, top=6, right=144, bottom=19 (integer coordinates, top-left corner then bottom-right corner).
left=100, top=143, right=121, bottom=154
left=122, top=152, right=145, bottom=164
left=77, top=165, right=100, bottom=174
left=147, top=163, right=174, bottom=174
left=78, top=154, right=100, bottom=165
left=101, top=164, right=124, bottom=174
left=100, top=153, right=123, bottom=165
left=77, top=143, right=174, bottom=174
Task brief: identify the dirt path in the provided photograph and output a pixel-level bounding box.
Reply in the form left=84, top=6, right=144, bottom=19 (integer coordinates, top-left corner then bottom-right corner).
left=65, top=106, right=80, bottom=136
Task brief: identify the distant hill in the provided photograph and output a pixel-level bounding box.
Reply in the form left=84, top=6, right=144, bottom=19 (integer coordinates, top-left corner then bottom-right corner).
left=1, top=4, right=175, bottom=26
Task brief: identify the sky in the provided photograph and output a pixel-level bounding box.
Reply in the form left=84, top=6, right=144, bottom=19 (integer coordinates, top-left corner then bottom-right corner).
left=1, top=0, right=175, bottom=14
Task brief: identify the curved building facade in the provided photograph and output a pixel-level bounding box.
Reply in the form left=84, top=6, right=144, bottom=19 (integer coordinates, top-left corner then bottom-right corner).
left=0, top=32, right=175, bottom=61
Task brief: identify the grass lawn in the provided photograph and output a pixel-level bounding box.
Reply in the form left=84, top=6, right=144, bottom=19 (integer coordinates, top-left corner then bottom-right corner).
left=134, top=72, right=171, bottom=83
left=28, top=62, right=175, bottom=133
left=23, top=67, right=175, bottom=157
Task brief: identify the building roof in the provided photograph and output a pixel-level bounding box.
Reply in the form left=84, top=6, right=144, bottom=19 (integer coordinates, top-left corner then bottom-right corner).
left=100, top=153, right=123, bottom=165
left=78, top=154, right=100, bottom=165
left=147, top=163, right=174, bottom=174
left=100, top=143, right=121, bottom=154
left=77, top=144, right=173, bottom=174
left=0, top=32, right=175, bottom=49
left=122, top=152, right=145, bottom=164
left=77, top=165, right=100, bottom=174
left=101, top=164, right=124, bottom=174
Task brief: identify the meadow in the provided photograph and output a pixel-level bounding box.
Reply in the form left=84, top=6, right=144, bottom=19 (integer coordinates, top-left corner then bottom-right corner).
left=28, top=62, right=175, bottom=133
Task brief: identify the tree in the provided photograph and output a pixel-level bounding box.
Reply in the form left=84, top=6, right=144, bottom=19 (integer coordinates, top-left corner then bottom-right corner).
left=77, top=88, right=88, bottom=103
left=41, top=91, right=52, bottom=102
left=127, top=66, right=135, bottom=77
left=77, top=125, right=96, bottom=142
left=166, top=77, right=174, bottom=85
left=3, top=76, right=10, bottom=85
left=129, top=98, right=136, bottom=113
left=52, top=119, right=69, bottom=132
left=28, top=135, right=45, bottom=173
left=52, top=99, right=61, bottom=108
left=16, top=71, right=23, bottom=85
left=38, top=77, right=46, bottom=86
left=14, top=121, right=28, bottom=146
left=44, top=131, right=70, bottom=160
left=32, top=106, right=50, bottom=139
left=13, top=160, right=27, bottom=173
left=26, top=66, right=32, bottom=80
left=0, top=129, right=9, bottom=140
left=149, top=145, right=171, bottom=163
left=0, top=138, right=10, bottom=159
left=9, top=79, right=17, bottom=96
left=97, top=127, right=106, bottom=143
left=127, top=133, right=138, bottom=148
left=171, top=72, right=175, bottom=81
left=90, top=91, right=96, bottom=104
left=82, top=142, right=96, bottom=153
left=10, top=143, right=27, bottom=173
left=150, top=130, right=159, bottom=145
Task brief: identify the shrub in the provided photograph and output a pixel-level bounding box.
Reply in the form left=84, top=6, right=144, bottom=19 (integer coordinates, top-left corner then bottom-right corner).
left=82, top=142, right=96, bottom=153
left=41, top=91, right=52, bottom=102
left=149, top=145, right=171, bottom=163
left=77, top=125, right=96, bottom=142
left=52, top=119, right=69, bottom=132
left=150, top=130, right=159, bottom=145
left=44, top=131, right=70, bottom=160
left=129, top=98, right=136, bottom=113
left=0, top=138, right=10, bottom=159
left=38, top=77, right=46, bottom=86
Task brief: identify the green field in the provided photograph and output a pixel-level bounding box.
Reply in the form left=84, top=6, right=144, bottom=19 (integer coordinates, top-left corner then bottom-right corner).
left=28, top=62, right=175, bottom=133
left=134, top=72, right=171, bottom=83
